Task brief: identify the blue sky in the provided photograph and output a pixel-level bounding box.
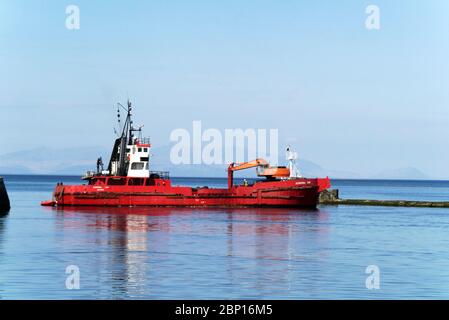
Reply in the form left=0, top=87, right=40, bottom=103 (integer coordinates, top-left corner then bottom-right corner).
left=1, top=1, right=448, bottom=178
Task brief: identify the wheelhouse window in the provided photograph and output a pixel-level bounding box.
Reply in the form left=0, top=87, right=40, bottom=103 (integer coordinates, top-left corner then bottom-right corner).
left=131, top=162, right=145, bottom=170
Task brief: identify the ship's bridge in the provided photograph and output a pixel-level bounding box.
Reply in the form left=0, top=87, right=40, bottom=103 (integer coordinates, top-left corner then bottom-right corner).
left=126, top=138, right=151, bottom=178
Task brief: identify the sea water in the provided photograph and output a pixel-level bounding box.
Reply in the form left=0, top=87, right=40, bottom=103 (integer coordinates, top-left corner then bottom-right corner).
left=1, top=175, right=449, bottom=299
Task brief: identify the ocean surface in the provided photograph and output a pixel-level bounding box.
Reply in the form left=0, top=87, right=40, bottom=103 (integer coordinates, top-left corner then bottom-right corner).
left=1, top=175, right=449, bottom=299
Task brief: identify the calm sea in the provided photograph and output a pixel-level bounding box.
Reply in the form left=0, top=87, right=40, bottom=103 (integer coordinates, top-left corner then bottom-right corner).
left=1, top=174, right=449, bottom=299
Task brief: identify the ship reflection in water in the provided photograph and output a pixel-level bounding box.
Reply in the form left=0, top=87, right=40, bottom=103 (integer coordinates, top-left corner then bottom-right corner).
left=6, top=176, right=449, bottom=299
left=51, top=206, right=330, bottom=299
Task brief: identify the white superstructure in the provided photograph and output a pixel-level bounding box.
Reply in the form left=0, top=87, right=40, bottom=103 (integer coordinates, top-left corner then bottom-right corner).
left=126, top=140, right=151, bottom=177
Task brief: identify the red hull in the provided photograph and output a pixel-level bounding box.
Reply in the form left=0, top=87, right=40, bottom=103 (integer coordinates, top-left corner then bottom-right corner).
left=43, top=177, right=330, bottom=208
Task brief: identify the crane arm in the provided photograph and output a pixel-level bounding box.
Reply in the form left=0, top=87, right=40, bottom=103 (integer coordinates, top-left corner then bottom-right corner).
left=228, top=159, right=269, bottom=171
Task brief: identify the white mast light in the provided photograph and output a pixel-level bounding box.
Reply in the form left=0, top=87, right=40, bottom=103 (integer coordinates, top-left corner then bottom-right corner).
left=286, top=146, right=302, bottom=178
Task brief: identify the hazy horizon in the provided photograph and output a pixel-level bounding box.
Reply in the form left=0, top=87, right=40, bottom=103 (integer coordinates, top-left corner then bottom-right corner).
left=0, top=144, right=435, bottom=180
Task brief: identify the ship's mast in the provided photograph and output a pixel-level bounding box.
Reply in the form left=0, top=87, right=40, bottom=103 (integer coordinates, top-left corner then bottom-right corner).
left=117, top=100, right=133, bottom=176
left=107, top=100, right=146, bottom=176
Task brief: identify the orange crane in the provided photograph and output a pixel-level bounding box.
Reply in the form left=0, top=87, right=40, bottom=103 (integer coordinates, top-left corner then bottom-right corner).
left=227, top=158, right=290, bottom=189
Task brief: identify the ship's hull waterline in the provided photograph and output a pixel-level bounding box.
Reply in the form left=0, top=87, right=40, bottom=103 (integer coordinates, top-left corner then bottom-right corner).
left=42, top=178, right=328, bottom=208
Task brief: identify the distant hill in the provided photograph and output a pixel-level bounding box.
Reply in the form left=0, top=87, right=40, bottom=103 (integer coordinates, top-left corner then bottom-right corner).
left=0, top=145, right=430, bottom=180
left=0, top=146, right=110, bottom=175
left=0, top=165, right=33, bottom=175
left=143, top=145, right=358, bottom=178
left=370, top=167, right=430, bottom=180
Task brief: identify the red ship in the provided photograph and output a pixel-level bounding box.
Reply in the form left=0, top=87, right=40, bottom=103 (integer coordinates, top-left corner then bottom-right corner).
left=42, top=101, right=330, bottom=208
